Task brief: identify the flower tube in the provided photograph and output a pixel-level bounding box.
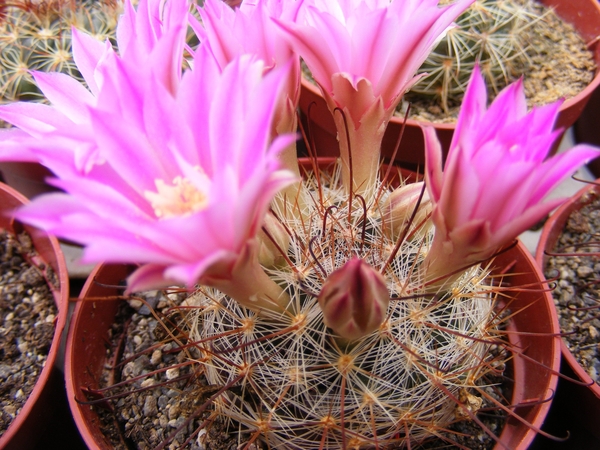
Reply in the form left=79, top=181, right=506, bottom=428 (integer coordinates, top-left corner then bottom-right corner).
left=275, top=0, right=473, bottom=195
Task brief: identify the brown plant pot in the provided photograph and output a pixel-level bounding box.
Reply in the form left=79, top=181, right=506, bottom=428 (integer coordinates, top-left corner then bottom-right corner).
left=0, top=182, right=70, bottom=449
left=66, top=159, right=559, bottom=449
left=0, top=162, right=57, bottom=200
left=573, top=82, right=600, bottom=177
left=299, top=0, right=600, bottom=171
left=534, top=180, right=600, bottom=442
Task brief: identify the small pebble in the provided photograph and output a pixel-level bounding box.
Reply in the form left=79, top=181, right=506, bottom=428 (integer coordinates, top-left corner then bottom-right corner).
left=151, top=349, right=162, bottom=366
left=141, top=378, right=157, bottom=388
left=166, top=367, right=180, bottom=380
left=143, top=395, right=158, bottom=416
left=576, top=265, right=594, bottom=278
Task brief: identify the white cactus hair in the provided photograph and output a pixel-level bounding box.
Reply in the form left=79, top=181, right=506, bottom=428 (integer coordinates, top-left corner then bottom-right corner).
left=186, top=161, right=501, bottom=449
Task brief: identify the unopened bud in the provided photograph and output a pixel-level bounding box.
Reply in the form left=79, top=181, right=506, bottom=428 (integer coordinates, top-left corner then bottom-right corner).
left=318, top=258, right=390, bottom=340
left=258, top=213, right=290, bottom=268
left=382, top=182, right=432, bottom=240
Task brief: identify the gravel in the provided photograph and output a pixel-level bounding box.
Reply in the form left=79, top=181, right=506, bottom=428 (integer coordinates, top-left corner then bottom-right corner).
left=0, top=230, right=58, bottom=436
left=544, top=191, right=600, bottom=384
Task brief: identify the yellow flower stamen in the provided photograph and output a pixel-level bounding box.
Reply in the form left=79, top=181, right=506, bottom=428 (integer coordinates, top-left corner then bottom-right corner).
left=145, top=176, right=208, bottom=219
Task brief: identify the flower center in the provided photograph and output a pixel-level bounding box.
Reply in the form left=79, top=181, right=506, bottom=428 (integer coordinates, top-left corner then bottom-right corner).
left=145, top=176, right=208, bottom=219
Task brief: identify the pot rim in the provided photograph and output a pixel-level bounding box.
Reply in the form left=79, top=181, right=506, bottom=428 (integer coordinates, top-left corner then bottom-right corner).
left=0, top=182, right=70, bottom=446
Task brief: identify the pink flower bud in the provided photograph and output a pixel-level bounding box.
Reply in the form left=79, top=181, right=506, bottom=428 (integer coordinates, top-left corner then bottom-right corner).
left=382, top=182, right=432, bottom=240
left=318, top=258, right=390, bottom=340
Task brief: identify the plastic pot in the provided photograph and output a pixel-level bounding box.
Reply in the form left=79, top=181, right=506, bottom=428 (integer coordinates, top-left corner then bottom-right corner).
left=573, top=82, right=600, bottom=177
left=0, top=162, right=57, bottom=200
left=299, top=0, right=600, bottom=171
left=0, top=182, right=70, bottom=449
left=534, top=180, right=600, bottom=444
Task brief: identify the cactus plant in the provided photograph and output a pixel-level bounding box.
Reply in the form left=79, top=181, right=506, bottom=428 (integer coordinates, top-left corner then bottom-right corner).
left=0, top=0, right=121, bottom=105
left=185, top=166, right=501, bottom=449
left=406, top=0, right=542, bottom=114
left=4, top=0, right=591, bottom=448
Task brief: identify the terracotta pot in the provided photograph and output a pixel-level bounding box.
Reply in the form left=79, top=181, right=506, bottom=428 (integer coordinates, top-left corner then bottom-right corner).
left=0, top=162, right=57, bottom=200
left=65, top=263, right=135, bottom=449
left=299, top=0, right=600, bottom=171
left=0, top=182, right=70, bottom=449
left=573, top=83, right=600, bottom=177
left=534, top=180, right=600, bottom=444
left=66, top=159, right=559, bottom=449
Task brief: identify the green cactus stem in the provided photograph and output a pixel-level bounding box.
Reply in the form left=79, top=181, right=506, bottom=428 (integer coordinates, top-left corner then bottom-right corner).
left=407, top=0, right=543, bottom=115
left=401, top=0, right=595, bottom=123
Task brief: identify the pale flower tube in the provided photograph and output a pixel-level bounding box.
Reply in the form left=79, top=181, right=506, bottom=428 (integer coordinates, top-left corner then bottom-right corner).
left=275, top=0, right=473, bottom=195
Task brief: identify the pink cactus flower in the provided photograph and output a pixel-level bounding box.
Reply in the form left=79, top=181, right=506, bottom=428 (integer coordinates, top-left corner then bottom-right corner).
left=0, top=0, right=189, bottom=172
left=318, top=258, right=390, bottom=340
left=192, top=0, right=303, bottom=178
left=422, top=65, right=600, bottom=287
left=10, top=35, right=296, bottom=306
left=274, top=0, right=473, bottom=194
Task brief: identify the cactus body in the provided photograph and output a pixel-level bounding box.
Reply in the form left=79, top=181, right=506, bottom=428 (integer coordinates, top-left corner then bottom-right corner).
left=407, top=0, right=539, bottom=114
left=188, top=164, right=499, bottom=449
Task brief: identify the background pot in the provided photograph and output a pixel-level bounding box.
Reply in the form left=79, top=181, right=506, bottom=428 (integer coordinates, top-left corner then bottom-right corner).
left=534, top=180, right=600, bottom=445
left=299, top=0, right=600, bottom=171
left=66, top=157, right=559, bottom=449
left=0, top=182, right=71, bottom=450
left=573, top=84, right=600, bottom=177
left=0, top=162, right=58, bottom=200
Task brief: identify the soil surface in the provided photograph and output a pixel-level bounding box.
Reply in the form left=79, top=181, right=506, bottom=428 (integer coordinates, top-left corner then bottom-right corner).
left=544, top=186, right=600, bottom=384
left=0, top=230, right=58, bottom=436
left=93, top=294, right=250, bottom=450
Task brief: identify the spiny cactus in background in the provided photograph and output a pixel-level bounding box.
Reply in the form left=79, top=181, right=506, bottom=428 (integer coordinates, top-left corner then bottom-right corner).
left=0, top=0, right=121, bottom=105
left=407, top=0, right=542, bottom=114
left=187, top=166, right=501, bottom=449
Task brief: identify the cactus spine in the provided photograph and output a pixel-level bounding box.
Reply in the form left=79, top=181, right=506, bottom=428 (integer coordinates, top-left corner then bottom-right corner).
left=187, top=163, right=501, bottom=449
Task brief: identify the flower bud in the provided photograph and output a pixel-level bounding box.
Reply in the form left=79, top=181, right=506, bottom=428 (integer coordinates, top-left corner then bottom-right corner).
left=257, top=213, right=290, bottom=268
left=382, top=182, right=432, bottom=240
left=318, top=258, right=390, bottom=340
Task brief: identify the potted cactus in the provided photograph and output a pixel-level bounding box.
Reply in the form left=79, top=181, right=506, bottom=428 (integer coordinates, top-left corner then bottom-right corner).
left=0, top=182, right=70, bottom=449
left=299, top=0, right=600, bottom=170
left=0, top=0, right=598, bottom=448
left=67, top=221, right=561, bottom=449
